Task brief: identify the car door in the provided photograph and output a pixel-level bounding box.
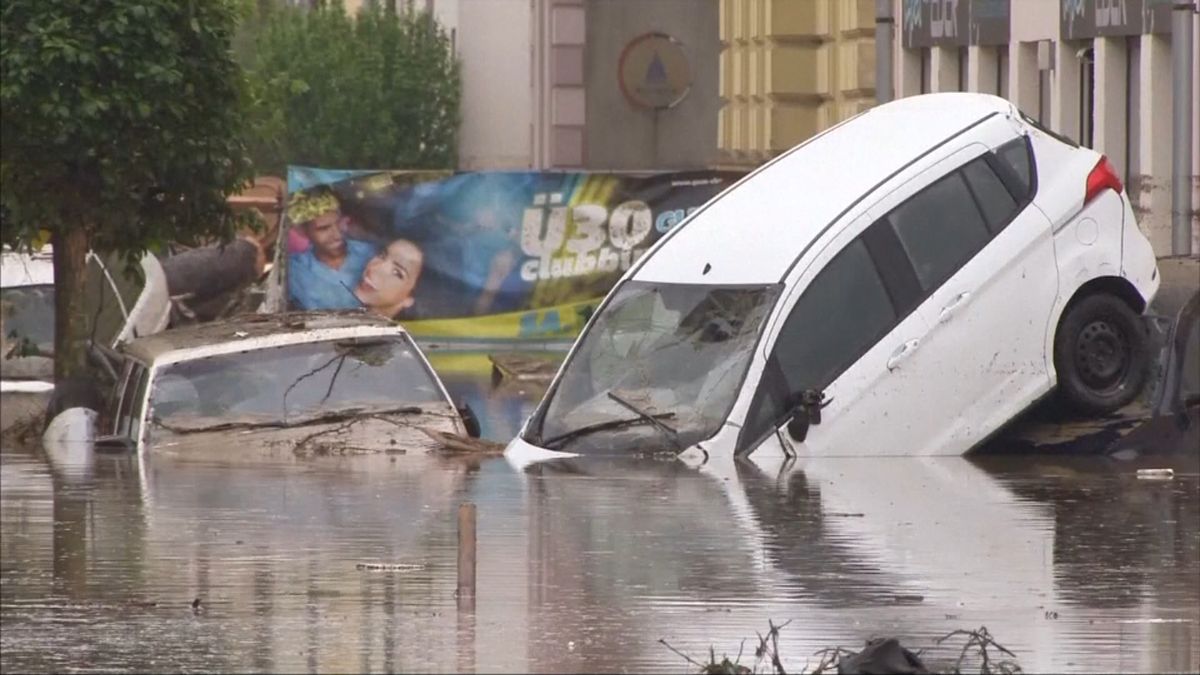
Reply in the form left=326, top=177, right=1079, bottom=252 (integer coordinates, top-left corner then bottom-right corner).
left=867, top=136, right=1057, bottom=455
left=736, top=213, right=936, bottom=457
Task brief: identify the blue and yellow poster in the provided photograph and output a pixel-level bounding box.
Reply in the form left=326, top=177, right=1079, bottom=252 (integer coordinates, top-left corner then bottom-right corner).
left=283, top=168, right=745, bottom=342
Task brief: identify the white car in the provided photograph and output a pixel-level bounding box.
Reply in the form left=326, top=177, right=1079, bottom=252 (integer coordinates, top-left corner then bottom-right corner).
left=506, top=93, right=1160, bottom=464
left=1, top=247, right=171, bottom=433
left=81, top=311, right=472, bottom=456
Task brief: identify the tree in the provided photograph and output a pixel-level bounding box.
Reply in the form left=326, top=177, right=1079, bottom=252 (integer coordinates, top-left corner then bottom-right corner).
left=239, top=0, right=460, bottom=175
left=1, top=0, right=254, bottom=383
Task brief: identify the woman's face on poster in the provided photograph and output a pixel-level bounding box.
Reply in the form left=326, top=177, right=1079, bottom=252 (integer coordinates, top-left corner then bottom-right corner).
left=357, top=239, right=424, bottom=314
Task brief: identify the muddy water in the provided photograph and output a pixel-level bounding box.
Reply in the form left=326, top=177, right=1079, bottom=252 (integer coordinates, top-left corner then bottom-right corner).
left=2, top=366, right=1198, bottom=673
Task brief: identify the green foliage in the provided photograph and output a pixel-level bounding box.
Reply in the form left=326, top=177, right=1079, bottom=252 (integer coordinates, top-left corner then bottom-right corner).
left=239, top=1, right=461, bottom=174
left=0, top=0, right=254, bottom=258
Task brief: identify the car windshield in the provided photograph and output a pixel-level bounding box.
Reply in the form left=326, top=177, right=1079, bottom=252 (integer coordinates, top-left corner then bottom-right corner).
left=532, top=281, right=782, bottom=453
left=0, top=285, right=55, bottom=356
left=147, top=335, right=449, bottom=431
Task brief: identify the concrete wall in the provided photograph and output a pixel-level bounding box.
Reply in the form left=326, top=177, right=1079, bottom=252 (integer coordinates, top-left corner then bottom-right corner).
left=583, top=0, right=721, bottom=170
left=457, top=0, right=534, bottom=169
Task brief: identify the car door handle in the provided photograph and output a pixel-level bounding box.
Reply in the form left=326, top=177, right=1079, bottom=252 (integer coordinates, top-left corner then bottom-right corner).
left=938, top=291, right=973, bottom=324
left=886, top=339, right=921, bottom=372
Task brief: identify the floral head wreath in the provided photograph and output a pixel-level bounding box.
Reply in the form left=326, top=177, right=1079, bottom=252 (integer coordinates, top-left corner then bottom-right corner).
left=288, top=190, right=340, bottom=224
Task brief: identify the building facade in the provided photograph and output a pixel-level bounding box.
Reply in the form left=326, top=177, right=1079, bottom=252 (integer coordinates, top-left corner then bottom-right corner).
left=456, top=0, right=722, bottom=171
left=891, top=0, right=1199, bottom=255
left=716, top=0, right=879, bottom=167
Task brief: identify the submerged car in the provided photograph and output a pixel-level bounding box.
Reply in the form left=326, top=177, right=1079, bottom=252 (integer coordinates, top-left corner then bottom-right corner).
left=506, top=93, right=1160, bottom=464
left=78, top=311, right=472, bottom=456
left=1, top=246, right=170, bottom=433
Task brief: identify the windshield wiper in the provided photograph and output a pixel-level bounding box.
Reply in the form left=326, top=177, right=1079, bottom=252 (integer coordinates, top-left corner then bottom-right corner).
left=542, top=411, right=678, bottom=450
left=153, top=404, right=426, bottom=434
left=540, top=393, right=681, bottom=451
left=606, top=391, right=682, bottom=451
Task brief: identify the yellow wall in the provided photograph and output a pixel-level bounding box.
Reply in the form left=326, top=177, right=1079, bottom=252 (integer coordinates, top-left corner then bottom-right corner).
left=718, top=0, right=875, bottom=166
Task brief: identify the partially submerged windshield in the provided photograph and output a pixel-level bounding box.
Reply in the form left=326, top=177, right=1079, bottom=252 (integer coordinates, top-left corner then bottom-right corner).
left=148, top=336, right=449, bottom=431
left=532, top=281, right=781, bottom=453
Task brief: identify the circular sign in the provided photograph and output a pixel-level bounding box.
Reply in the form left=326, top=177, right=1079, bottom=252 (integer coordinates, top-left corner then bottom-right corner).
left=617, top=32, right=692, bottom=110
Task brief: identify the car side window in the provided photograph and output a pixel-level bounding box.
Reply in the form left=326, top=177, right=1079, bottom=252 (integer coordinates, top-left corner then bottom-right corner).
left=98, top=253, right=145, bottom=324
left=886, top=172, right=991, bottom=291
left=961, top=158, right=1018, bottom=234
left=84, top=255, right=129, bottom=348
left=116, top=363, right=148, bottom=438
left=737, top=239, right=897, bottom=451
left=994, top=137, right=1035, bottom=202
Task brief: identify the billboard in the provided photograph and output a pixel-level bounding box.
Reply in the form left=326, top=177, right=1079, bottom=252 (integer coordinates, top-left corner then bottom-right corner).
left=282, top=168, right=745, bottom=342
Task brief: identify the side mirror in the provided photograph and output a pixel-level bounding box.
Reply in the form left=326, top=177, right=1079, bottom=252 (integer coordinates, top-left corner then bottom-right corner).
left=458, top=401, right=482, bottom=439
left=785, top=389, right=832, bottom=443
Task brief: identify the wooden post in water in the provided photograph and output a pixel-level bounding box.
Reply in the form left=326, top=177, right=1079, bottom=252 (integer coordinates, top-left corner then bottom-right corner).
left=457, top=502, right=477, bottom=608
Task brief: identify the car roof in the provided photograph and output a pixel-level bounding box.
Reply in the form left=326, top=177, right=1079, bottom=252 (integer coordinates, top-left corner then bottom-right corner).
left=632, top=92, right=1016, bottom=286
left=1, top=248, right=55, bottom=288
left=121, top=310, right=404, bottom=365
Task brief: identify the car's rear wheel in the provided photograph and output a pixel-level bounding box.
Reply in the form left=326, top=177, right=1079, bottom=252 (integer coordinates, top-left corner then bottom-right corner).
left=1054, top=293, right=1149, bottom=415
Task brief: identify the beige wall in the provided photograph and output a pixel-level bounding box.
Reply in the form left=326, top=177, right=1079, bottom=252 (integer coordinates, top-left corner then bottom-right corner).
left=458, top=0, right=535, bottom=169
left=718, top=0, right=876, bottom=166
left=1008, top=0, right=1057, bottom=42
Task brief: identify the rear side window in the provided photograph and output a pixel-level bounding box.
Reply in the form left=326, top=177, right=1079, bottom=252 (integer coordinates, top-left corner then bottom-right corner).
left=996, top=137, right=1035, bottom=202
left=887, top=173, right=991, bottom=291
left=961, top=158, right=1018, bottom=234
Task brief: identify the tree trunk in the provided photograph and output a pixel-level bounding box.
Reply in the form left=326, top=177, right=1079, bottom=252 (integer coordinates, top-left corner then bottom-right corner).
left=51, top=225, right=92, bottom=384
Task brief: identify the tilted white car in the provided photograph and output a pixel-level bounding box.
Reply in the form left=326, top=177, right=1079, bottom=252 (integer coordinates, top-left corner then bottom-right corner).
left=506, top=93, right=1160, bottom=464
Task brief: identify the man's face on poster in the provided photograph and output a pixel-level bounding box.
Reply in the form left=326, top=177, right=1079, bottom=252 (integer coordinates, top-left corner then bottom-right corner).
left=304, top=211, right=346, bottom=261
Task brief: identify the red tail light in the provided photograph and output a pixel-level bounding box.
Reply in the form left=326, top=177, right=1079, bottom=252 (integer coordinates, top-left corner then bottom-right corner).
left=1085, top=155, right=1123, bottom=204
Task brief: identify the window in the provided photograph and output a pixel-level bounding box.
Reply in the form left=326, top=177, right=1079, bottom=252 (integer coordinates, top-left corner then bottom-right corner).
left=995, top=137, right=1035, bottom=201
left=887, top=172, right=991, bottom=291
left=1080, top=47, right=1095, bottom=148
left=773, top=240, right=897, bottom=394
left=957, top=47, right=968, bottom=92
left=737, top=239, right=898, bottom=452
left=962, top=158, right=1018, bottom=234
left=83, top=255, right=129, bottom=348
left=115, top=363, right=148, bottom=439
left=997, top=46, right=1009, bottom=98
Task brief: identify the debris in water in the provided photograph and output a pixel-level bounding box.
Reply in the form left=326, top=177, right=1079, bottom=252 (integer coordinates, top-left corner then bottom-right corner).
left=355, top=562, right=426, bottom=573
left=829, top=637, right=929, bottom=675
left=419, top=427, right=505, bottom=456
left=1136, top=468, right=1175, bottom=480
left=664, top=622, right=1023, bottom=675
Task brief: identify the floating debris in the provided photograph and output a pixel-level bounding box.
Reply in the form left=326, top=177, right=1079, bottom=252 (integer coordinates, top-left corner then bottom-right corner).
left=1136, top=468, right=1175, bottom=480
left=664, top=622, right=1023, bottom=675
left=488, top=353, right=561, bottom=385
left=419, top=427, right=505, bottom=456
left=355, top=562, right=426, bottom=573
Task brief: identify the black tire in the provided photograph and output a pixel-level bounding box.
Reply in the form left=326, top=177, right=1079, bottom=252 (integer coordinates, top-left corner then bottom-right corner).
left=1054, top=293, right=1149, bottom=416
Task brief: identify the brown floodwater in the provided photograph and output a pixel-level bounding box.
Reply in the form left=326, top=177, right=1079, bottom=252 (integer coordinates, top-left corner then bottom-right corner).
left=2, top=363, right=1198, bottom=673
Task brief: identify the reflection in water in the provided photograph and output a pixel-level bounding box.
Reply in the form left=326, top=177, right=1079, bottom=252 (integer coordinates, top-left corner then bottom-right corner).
left=1, top=369, right=1197, bottom=673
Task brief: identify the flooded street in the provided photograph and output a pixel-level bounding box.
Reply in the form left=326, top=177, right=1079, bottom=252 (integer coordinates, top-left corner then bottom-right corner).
left=2, top=362, right=1198, bottom=674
